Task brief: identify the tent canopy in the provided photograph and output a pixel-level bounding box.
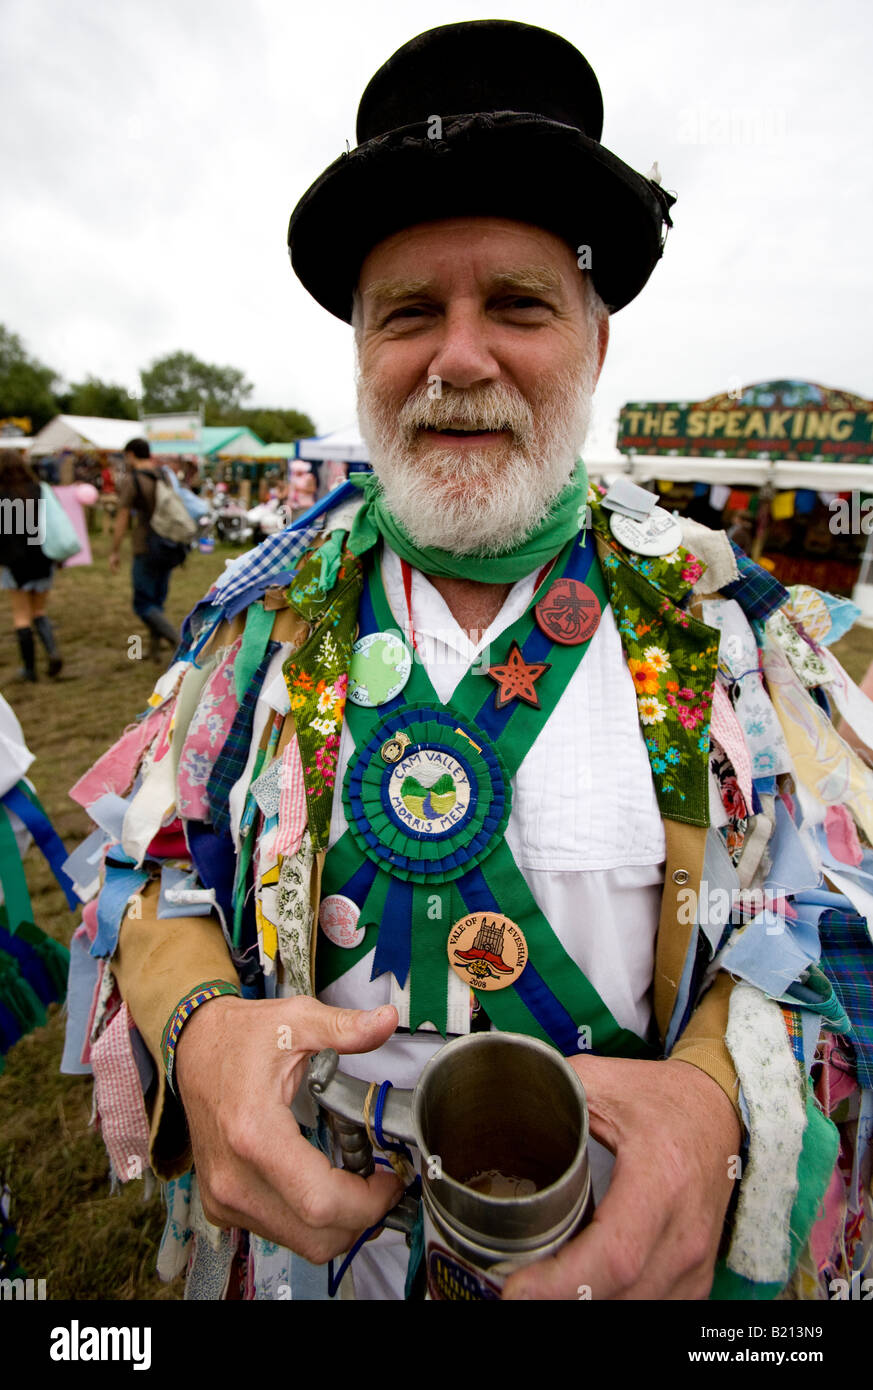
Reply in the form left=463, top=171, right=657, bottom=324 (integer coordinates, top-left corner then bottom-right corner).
left=600, top=454, right=873, bottom=490
left=29, top=414, right=140, bottom=455
left=297, top=424, right=369, bottom=463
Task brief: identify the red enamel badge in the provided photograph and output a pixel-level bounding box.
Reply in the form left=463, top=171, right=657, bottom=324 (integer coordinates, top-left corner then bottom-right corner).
left=535, top=579, right=601, bottom=646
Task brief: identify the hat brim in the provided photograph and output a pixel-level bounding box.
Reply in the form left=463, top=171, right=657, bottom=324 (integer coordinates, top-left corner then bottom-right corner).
left=288, top=113, right=672, bottom=321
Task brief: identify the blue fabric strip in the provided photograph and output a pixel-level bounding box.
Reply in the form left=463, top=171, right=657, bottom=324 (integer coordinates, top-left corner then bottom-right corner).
left=2, top=785, right=78, bottom=909
left=371, top=875, right=413, bottom=986
left=223, top=570, right=298, bottom=623
left=187, top=822, right=237, bottom=938
left=91, top=861, right=150, bottom=958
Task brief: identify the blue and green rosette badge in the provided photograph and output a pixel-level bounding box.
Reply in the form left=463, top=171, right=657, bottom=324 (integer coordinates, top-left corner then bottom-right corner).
left=343, top=704, right=512, bottom=882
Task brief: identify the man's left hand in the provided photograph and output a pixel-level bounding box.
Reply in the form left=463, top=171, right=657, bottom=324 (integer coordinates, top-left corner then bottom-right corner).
left=501, top=1055, right=741, bottom=1300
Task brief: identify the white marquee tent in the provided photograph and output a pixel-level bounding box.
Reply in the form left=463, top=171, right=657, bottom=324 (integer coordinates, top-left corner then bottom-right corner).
left=296, top=424, right=369, bottom=464
left=29, top=414, right=140, bottom=456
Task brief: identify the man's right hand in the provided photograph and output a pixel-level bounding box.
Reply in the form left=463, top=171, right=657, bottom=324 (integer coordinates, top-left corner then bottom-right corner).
left=108, top=550, right=120, bottom=573
left=174, top=994, right=404, bottom=1262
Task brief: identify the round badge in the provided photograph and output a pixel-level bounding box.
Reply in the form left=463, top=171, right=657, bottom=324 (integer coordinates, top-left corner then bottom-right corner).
left=319, top=894, right=365, bottom=949
left=380, top=731, right=411, bottom=764
left=608, top=506, right=684, bottom=557
left=348, top=631, right=412, bottom=707
left=535, top=579, right=601, bottom=646
left=344, top=706, right=511, bottom=884
left=447, top=912, right=527, bottom=991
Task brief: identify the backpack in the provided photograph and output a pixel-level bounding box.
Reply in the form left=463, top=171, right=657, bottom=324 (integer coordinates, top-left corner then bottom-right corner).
left=134, top=468, right=196, bottom=568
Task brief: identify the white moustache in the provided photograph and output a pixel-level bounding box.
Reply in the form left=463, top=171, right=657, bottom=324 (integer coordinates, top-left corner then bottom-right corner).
left=399, top=387, right=533, bottom=440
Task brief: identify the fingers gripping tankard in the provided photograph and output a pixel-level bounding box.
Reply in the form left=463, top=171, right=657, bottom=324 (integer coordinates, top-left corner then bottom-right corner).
left=307, top=1032, right=594, bottom=1300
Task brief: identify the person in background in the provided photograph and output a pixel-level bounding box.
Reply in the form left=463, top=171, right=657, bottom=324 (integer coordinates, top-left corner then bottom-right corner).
left=0, top=451, right=63, bottom=680
left=109, top=438, right=180, bottom=662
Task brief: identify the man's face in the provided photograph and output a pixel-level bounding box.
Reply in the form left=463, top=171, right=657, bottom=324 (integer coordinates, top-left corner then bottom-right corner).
left=355, top=218, right=608, bottom=556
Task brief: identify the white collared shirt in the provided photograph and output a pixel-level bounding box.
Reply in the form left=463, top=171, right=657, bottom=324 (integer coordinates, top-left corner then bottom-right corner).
left=321, top=545, right=666, bottom=1088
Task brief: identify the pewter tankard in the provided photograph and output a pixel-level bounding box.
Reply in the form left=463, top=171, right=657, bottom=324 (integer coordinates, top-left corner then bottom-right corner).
left=307, top=1031, right=593, bottom=1299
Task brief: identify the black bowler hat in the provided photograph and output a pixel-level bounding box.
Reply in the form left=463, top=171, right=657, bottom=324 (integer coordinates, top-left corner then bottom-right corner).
left=287, top=20, right=676, bottom=321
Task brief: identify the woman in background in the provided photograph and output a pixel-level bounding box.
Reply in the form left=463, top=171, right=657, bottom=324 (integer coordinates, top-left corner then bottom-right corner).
left=0, top=451, right=63, bottom=681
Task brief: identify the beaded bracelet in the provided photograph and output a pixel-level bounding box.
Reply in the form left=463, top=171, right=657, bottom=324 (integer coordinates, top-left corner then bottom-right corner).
left=161, top=980, right=241, bottom=1093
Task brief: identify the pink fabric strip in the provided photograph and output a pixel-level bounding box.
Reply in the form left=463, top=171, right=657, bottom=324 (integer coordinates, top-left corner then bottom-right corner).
left=70, top=704, right=174, bottom=808
left=824, top=804, right=864, bottom=868
left=273, top=733, right=307, bottom=857
left=90, top=1002, right=151, bottom=1181
left=710, top=681, right=754, bottom=807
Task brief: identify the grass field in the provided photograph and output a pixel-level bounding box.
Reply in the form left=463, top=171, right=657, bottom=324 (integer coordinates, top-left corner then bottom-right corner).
left=0, top=526, right=238, bottom=1300
left=1, top=525, right=871, bottom=1300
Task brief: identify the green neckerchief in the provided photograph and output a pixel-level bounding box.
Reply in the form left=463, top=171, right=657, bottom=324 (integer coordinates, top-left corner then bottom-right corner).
left=345, top=459, right=588, bottom=583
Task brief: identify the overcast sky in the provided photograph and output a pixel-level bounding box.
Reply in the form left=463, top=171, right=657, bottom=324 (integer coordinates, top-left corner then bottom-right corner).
left=2, top=0, right=871, bottom=460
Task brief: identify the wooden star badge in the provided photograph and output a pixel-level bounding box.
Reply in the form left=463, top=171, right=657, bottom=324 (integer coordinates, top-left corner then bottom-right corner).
left=486, top=641, right=551, bottom=709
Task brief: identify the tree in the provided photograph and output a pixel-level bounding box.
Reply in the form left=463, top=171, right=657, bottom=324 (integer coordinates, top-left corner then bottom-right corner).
left=0, top=325, right=61, bottom=431
left=140, top=351, right=253, bottom=416
left=59, top=375, right=139, bottom=420
left=211, top=406, right=315, bottom=444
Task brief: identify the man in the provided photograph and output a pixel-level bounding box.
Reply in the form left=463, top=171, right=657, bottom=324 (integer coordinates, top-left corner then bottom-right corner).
left=67, top=21, right=870, bottom=1301
left=109, top=437, right=180, bottom=659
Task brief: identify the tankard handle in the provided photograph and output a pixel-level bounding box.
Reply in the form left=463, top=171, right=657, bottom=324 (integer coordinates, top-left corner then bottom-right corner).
left=307, top=1048, right=419, bottom=1235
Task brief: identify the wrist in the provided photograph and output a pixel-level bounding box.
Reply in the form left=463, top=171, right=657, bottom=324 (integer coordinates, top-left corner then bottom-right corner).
left=663, top=1056, right=742, bottom=1150
left=163, top=981, right=242, bottom=1096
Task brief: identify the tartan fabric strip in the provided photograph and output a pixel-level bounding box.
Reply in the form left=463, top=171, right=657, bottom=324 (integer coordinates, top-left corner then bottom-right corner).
left=206, top=642, right=280, bottom=832
left=722, top=542, right=789, bottom=621
left=818, top=909, right=873, bottom=1089
left=209, top=523, right=322, bottom=606
left=781, top=1005, right=805, bottom=1064
left=161, top=980, right=241, bottom=1091
left=206, top=482, right=360, bottom=610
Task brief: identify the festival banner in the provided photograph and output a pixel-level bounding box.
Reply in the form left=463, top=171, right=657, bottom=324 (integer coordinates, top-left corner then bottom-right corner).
left=617, top=381, right=873, bottom=464
left=141, top=411, right=202, bottom=444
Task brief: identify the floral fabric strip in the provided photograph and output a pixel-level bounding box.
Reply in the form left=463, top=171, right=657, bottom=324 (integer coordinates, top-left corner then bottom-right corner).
left=763, top=632, right=873, bottom=842
left=176, top=638, right=243, bottom=821
left=283, top=547, right=362, bottom=852
left=701, top=598, right=793, bottom=780
left=767, top=608, right=832, bottom=689
left=710, top=679, right=754, bottom=809
left=275, top=835, right=315, bottom=996
left=588, top=491, right=719, bottom=827
left=593, top=553, right=717, bottom=826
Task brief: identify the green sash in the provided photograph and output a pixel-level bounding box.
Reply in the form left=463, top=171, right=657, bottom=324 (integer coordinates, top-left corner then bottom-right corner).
left=315, top=528, right=654, bottom=1060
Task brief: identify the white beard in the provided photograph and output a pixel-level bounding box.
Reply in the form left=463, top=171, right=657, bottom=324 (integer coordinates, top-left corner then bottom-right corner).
left=356, top=356, right=597, bottom=557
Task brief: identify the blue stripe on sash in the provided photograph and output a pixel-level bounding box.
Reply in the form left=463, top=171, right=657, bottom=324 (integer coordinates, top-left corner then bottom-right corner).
left=456, top=865, right=579, bottom=1055
left=371, top=875, right=413, bottom=986
left=337, top=857, right=378, bottom=909
left=473, top=533, right=596, bottom=742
